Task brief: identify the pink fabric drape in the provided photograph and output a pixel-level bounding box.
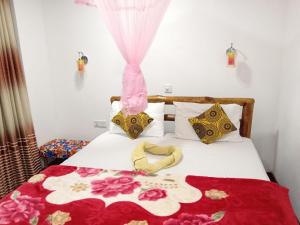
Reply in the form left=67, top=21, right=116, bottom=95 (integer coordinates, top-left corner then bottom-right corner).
left=75, top=0, right=170, bottom=115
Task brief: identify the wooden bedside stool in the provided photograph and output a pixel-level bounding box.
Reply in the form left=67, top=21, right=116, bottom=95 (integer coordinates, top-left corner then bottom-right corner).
left=39, top=139, right=89, bottom=168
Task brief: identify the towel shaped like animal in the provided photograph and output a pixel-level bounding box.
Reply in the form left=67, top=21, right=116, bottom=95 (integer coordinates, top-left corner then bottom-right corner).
left=132, top=142, right=182, bottom=174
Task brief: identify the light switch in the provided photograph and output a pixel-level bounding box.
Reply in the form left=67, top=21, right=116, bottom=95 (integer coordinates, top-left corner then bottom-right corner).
left=94, top=120, right=107, bottom=128
left=164, top=84, right=173, bottom=94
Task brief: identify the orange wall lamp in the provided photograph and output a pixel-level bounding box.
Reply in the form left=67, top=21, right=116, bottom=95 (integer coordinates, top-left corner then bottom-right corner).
left=77, top=51, right=88, bottom=72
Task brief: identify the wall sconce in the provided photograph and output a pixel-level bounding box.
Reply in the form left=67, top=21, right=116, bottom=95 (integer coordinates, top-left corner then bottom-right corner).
left=226, top=43, right=237, bottom=67
left=77, top=52, right=88, bottom=72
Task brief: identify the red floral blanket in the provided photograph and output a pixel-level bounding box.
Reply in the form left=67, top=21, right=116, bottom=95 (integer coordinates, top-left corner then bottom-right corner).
left=0, top=165, right=298, bottom=225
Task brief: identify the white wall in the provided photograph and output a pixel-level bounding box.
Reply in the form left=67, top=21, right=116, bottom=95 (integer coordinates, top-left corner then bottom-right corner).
left=12, top=0, right=58, bottom=146
left=275, top=0, right=300, bottom=218
left=14, top=0, right=286, bottom=172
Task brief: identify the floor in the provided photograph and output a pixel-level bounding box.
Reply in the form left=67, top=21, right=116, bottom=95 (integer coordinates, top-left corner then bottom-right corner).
left=267, top=172, right=278, bottom=183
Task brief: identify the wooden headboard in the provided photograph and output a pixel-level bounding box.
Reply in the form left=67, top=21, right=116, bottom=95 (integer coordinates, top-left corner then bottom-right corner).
left=111, top=96, right=255, bottom=138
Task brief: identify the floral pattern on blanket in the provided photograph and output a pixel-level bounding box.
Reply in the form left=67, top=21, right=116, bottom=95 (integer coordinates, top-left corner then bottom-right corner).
left=0, top=191, right=44, bottom=225
left=43, top=168, right=201, bottom=216
left=0, top=165, right=298, bottom=225
left=163, top=211, right=225, bottom=225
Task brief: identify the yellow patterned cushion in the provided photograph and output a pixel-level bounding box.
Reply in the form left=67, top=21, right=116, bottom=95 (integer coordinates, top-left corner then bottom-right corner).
left=112, top=111, right=154, bottom=139
left=188, top=103, right=237, bottom=144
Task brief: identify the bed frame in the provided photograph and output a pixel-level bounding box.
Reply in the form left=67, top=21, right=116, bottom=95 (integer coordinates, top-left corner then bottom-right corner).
left=111, top=96, right=255, bottom=138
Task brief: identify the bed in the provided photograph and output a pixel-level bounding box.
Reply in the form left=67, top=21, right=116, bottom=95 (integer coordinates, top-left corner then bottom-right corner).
left=64, top=96, right=269, bottom=179
left=0, top=96, right=298, bottom=225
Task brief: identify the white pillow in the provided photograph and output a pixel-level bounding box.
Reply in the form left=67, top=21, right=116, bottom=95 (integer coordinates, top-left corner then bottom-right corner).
left=174, top=102, right=243, bottom=142
left=109, top=101, right=165, bottom=137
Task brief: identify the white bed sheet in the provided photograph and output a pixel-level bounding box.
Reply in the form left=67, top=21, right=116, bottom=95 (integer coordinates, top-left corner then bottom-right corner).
left=63, top=132, right=269, bottom=181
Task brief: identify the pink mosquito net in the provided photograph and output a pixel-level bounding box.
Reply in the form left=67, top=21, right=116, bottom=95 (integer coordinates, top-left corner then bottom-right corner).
left=75, top=0, right=171, bottom=115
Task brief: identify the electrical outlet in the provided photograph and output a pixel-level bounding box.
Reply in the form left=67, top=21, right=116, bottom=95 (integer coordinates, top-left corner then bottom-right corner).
left=94, top=120, right=107, bottom=128
left=164, top=84, right=173, bottom=94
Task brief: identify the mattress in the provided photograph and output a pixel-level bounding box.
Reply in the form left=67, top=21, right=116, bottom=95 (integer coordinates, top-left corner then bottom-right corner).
left=63, top=132, right=269, bottom=181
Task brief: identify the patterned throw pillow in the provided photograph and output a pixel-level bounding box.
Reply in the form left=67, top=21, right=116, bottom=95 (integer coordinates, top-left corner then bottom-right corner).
left=112, top=111, right=154, bottom=139
left=188, top=103, right=237, bottom=144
